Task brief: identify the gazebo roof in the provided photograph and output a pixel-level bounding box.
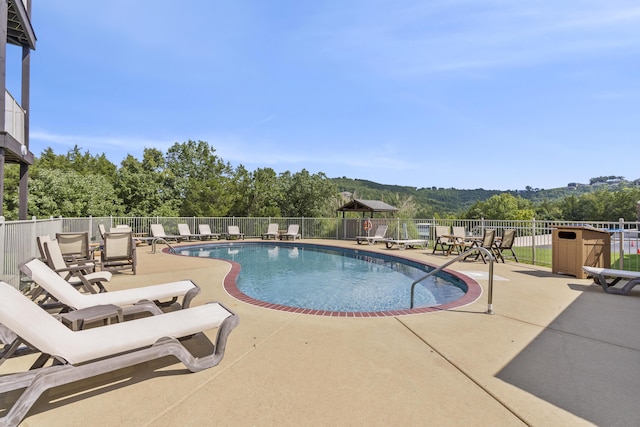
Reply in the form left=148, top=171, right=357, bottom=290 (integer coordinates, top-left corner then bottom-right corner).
left=337, top=199, right=398, bottom=215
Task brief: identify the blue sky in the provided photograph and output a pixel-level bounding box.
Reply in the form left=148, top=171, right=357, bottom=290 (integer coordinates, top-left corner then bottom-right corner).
left=7, top=1, right=640, bottom=190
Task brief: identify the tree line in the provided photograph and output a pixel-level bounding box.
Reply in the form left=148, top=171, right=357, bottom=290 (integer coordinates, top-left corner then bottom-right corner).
left=1, top=140, right=339, bottom=220
left=2, top=140, right=639, bottom=222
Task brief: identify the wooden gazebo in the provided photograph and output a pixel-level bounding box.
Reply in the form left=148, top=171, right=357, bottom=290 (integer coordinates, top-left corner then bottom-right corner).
left=337, top=199, right=398, bottom=218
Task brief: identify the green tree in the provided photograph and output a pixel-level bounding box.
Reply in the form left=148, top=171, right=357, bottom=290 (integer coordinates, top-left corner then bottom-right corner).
left=278, top=169, right=337, bottom=217
left=114, top=153, right=178, bottom=216
left=249, top=167, right=282, bottom=217
left=37, top=146, right=117, bottom=180
left=465, top=193, right=535, bottom=220
left=227, top=166, right=283, bottom=217
left=165, top=140, right=234, bottom=216
left=560, top=191, right=609, bottom=221
left=610, top=188, right=640, bottom=221
left=28, top=169, right=123, bottom=217
left=227, top=165, right=253, bottom=217
left=2, top=164, right=20, bottom=220
left=534, top=199, right=563, bottom=220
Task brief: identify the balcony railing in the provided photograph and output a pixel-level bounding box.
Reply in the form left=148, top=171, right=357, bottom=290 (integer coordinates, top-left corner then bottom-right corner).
left=4, top=90, right=25, bottom=144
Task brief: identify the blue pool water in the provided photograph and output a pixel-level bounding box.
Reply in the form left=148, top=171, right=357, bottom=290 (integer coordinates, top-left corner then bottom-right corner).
left=178, top=243, right=467, bottom=312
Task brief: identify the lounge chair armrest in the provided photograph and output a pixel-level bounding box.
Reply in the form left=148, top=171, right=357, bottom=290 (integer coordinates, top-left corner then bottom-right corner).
left=55, top=264, right=91, bottom=274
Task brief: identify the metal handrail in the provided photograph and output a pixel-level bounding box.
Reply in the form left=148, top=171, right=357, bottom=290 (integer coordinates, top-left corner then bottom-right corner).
left=410, top=247, right=496, bottom=314
left=151, top=238, right=176, bottom=254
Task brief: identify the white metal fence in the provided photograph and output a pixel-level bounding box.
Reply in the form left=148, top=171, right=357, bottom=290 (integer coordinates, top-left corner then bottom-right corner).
left=1, top=216, right=639, bottom=288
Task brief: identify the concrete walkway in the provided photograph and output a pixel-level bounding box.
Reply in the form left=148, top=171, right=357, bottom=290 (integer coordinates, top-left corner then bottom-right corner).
left=3, top=240, right=639, bottom=426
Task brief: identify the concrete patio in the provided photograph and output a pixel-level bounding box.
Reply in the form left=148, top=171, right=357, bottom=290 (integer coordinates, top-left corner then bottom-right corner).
left=2, top=239, right=639, bottom=426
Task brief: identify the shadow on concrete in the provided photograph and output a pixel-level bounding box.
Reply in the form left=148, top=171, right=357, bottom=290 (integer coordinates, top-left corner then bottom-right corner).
left=512, top=269, right=560, bottom=278
left=496, top=290, right=640, bottom=426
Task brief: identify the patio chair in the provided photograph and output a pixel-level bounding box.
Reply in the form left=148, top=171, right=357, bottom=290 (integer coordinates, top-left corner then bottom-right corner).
left=462, top=228, right=496, bottom=264
left=262, top=223, right=280, bottom=240
left=19, top=257, right=201, bottom=315
left=432, top=226, right=454, bottom=255
left=226, top=225, right=245, bottom=240
left=582, top=266, right=640, bottom=295
left=150, top=223, right=182, bottom=242
left=280, top=224, right=301, bottom=240
left=43, top=240, right=111, bottom=293
left=494, top=229, right=518, bottom=262
left=101, top=231, right=137, bottom=274
left=447, top=226, right=468, bottom=255
left=55, top=232, right=94, bottom=264
left=356, top=224, right=388, bottom=245
left=198, top=224, right=221, bottom=240
left=0, top=280, right=238, bottom=427
left=98, top=223, right=107, bottom=240
left=36, top=234, right=54, bottom=263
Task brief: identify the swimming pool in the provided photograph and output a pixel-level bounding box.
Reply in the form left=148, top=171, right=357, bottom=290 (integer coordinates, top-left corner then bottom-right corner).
left=176, top=242, right=481, bottom=316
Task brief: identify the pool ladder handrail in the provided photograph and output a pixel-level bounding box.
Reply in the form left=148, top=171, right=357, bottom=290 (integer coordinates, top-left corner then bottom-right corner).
left=410, top=246, right=496, bottom=314
left=151, top=237, right=176, bottom=254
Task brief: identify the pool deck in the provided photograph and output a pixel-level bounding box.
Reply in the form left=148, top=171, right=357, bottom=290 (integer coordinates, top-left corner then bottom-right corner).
left=4, top=239, right=640, bottom=426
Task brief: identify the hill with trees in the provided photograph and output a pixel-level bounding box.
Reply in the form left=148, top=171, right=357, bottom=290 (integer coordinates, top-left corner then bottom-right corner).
left=2, top=141, right=639, bottom=222
left=331, top=177, right=640, bottom=218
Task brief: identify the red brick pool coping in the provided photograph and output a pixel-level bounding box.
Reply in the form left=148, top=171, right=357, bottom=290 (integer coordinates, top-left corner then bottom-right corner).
left=168, top=242, right=483, bottom=317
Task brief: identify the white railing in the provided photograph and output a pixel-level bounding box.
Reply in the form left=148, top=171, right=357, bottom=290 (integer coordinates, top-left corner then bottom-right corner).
left=1, top=216, right=639, bottom=288
left=4, top=90, right=25, bottom=144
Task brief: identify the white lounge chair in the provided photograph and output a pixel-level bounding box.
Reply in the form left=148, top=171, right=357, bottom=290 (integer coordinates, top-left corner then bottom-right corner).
left=0, top=281, right=238, bottom=427
left=226, top=225, right=245, bottom=240
left=20, top=258, right=201, bottom=316
left=383, top=223, right=428, bottom=250
left=150, top=224, right=182, bottom=242
left=279, top=224, right=301, bottom=240
left=262, top=223, right=280, bottom=240
left=198, top=224, right=221, bottom=240
left=356, top=224, right=388, bottom=245
left=178, top=223, right=202, bottom=240
left=582, top=266, right=640, bottom=295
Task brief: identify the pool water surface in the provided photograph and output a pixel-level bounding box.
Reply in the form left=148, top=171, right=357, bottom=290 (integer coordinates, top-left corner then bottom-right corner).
left=177, top=242, right=481, bottom=316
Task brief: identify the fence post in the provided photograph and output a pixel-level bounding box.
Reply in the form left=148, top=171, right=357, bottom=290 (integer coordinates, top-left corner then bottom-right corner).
left=0, top=216, right=5, bottom=283
left=30, top=216, right=38, bottom=260
left=531, top=218, right=536, bottom=265
left=619, top=217, right=625, bottom=270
